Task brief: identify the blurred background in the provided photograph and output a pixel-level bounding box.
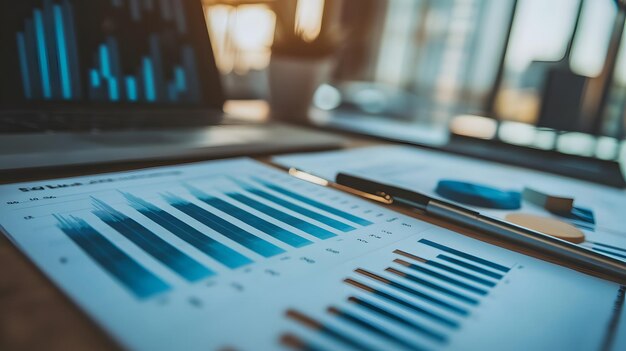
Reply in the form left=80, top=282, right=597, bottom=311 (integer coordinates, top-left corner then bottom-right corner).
left=201, top=0, right=626, bottom=161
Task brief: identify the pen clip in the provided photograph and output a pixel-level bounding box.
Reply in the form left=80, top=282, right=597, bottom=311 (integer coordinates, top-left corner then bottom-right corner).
left=336, top=173, right=431, bottom=210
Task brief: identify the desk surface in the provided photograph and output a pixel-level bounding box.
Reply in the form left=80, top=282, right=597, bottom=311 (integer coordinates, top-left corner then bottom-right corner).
left=0, top=124, right=621, bottom=351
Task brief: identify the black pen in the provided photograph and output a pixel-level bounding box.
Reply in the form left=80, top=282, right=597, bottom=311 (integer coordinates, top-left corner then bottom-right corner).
left=287, top=168, right=626, bottom=282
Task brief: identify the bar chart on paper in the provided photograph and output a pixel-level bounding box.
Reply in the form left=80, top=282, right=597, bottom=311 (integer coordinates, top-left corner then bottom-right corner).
left=0, top=158, right=622, bottom=351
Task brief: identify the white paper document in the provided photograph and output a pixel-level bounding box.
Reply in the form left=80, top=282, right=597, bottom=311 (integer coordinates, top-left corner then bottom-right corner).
left=274, top=145, right=626, bottom=263
left=0, top=158, right=622, bottom=350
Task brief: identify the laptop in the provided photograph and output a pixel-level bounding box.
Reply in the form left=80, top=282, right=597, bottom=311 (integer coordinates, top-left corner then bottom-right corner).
left=0, top=0, right=344, bottom=174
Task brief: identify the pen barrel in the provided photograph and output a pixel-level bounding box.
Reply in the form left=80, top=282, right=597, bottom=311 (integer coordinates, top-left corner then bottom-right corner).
left=426, top=201, right=626, bottom=283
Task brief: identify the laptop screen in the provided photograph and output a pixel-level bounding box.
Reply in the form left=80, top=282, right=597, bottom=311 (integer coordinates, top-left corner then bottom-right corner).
left=0, top=0, right=223, bottom=111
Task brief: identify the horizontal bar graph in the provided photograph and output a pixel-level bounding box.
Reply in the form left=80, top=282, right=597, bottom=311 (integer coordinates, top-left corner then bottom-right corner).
left=327, top=306, right=425, bottom=351
left=384, top=267, right=479, bottom=305
left=393, top=249, right=499, bottom=287
left=437, top=255, right=504, bottom=279
left=393, top=257, right=488, bottom=295
left=285, top=242, right=512, bottom=350
left=419, top=239, right=510, bottom=273
left=92, top=198, right=214, bottom=282
left=55, top=215, right=169, bottom=299
left=344, top=278, right=459, bottom=328
left=347, top=296, right=447, bottom=343
left=286, top=309, right=377, bottom=351
left=355, top=268, right=469, bottom=316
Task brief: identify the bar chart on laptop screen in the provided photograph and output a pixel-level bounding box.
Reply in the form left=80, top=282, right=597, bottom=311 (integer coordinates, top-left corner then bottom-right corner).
left=1, top=0, right=205, bottom=104
left=0, top=158, right=621, bottom=350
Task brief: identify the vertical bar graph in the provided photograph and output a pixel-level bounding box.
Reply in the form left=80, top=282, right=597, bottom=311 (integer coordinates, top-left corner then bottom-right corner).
left=24, top=20, right=43, bottom=99
left=89, top=38, right=196, bottom=103
left=253, top=178, right=374, bottom=226
left=186, top=186, right=313, bottom=248
left=125, top=77, right=138, bottom=101
left=227, top=192, right=337, bottom=240
left=16, top=0, right=201, bottom=103
left=55, top=215, right=170, bottom=299
left=43, top=0, right=61, bottom=99
left=241, top=186, right=356, bottom=232
left=53, top=4, right=71, bottom=99
left=123, top=193, right=253, bottom=269
left=16, top=0, right=80, bottom=100
left=92, top=198, right=214, bottom=282
left=16, top=33, right=32, bottom=99
left=164, top=194, right=286, bottom=258
left=34, top=9, right=51, bottom=98
left=142, top=57, right=156, bottom=101
left=148, top=35, right=165, bottom=100
left=61, top=0, right=81, bottom=98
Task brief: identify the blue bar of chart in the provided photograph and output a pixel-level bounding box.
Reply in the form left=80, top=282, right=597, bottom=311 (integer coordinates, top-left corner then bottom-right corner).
left=253, top=178, right=374, bottom=227
left=163, top=194, right=286, bottom=258
left=92, top=198, right=214, bottom=282
left=88, top=37, right=199, bottom=103
left=55, top=215, right=170, bottom=299
left=239, top=183, right=356, bottom=232
left=49, top=177, right=376, bottom=300
left=15, top=0, right=201, bottom=103
left=347, top=296, right=447, bottom=343
left=4, top=158, right=617, bottom=350
left=286, top=242, right=514, bottom=350
left=327, top=306, right=425, bottom=351
left=437, top=255, right=504, bottom=279
left=185, top=186, right=313, bottom=248
left=355, top=269, right=469, bottom=316
left=227, top=192, right=337, bottom=240
left=16, top=0, right=81, bottom=100
left=123, top=192, right=253, bottom=269
left=418, top=239, right=511, bottom=273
